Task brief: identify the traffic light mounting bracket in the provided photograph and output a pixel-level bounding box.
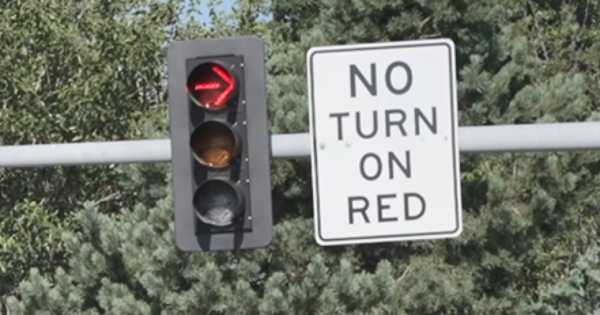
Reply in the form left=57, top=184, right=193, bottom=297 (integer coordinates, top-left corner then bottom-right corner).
left=168, top=36, right=273, bottom=252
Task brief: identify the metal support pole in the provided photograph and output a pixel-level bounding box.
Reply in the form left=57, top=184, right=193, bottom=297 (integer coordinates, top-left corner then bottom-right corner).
left=1, top=122, right=600, bottom=168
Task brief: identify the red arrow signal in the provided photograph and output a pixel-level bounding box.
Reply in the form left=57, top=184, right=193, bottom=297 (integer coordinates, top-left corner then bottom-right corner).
left=210, top=66, right=234, bottom=106
left=194, top=82, right=221, bottom=90
left=190, top=65, right=235, bottom=109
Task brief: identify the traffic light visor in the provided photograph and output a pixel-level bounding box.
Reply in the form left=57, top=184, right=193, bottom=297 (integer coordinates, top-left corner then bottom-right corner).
left=187, top=62, right=238, bottom=110
left=194, top=179, right=245, bottom=226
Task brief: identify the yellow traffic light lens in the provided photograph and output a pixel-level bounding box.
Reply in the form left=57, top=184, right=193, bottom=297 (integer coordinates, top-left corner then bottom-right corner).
left=187, top=62, right=237, bottom=110
left=190, top=121, right=238, bottom=168
left=194, top=179, right=244, bottom=226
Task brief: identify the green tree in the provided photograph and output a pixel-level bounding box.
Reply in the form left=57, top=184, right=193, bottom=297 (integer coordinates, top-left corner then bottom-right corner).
left=0, top=0, right=177, bottom=304
left=7, top=0, right=600, bottom=314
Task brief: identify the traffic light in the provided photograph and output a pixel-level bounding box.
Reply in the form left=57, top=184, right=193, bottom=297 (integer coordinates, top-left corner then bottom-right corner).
left=167, top=36, right=273, bottom=252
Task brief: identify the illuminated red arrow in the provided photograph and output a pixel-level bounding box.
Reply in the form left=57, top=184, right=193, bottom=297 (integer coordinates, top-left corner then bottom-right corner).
left=211, top=66, right=234, bottom=106
left=192, top=66, right=234, bottom=108
left=194, top=82, right=221, bottom=90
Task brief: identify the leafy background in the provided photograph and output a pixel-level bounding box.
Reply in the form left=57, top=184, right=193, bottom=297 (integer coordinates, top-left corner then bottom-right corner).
left=1, top=0, right=600, bottom=314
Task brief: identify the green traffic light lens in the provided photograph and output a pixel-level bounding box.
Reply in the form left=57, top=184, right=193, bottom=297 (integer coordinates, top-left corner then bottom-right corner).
left=193, top=179, right=245, bottom=227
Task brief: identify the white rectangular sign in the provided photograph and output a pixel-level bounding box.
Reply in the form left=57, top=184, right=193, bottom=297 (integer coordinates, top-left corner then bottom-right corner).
left=307, top=39, right=463, bottom=246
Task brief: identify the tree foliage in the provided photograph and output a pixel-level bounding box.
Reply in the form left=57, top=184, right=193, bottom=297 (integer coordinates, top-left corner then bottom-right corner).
left=0, top=0, right=176, bottom=302
left=4, top=0, right=600, bottom=313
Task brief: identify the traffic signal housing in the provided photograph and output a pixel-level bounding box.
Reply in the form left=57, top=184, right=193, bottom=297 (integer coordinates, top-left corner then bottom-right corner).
left=167, top=36, right=273, bottom=252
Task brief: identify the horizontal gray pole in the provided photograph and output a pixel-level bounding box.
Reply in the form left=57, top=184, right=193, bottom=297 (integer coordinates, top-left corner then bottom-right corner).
left=457, top=121, right=600, bottom=153
left=0, top=122, right=600, bottom=168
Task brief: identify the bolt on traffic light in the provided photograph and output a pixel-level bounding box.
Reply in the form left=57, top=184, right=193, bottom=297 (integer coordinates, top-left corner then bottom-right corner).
left=167, top=36, right=273, bottom=252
